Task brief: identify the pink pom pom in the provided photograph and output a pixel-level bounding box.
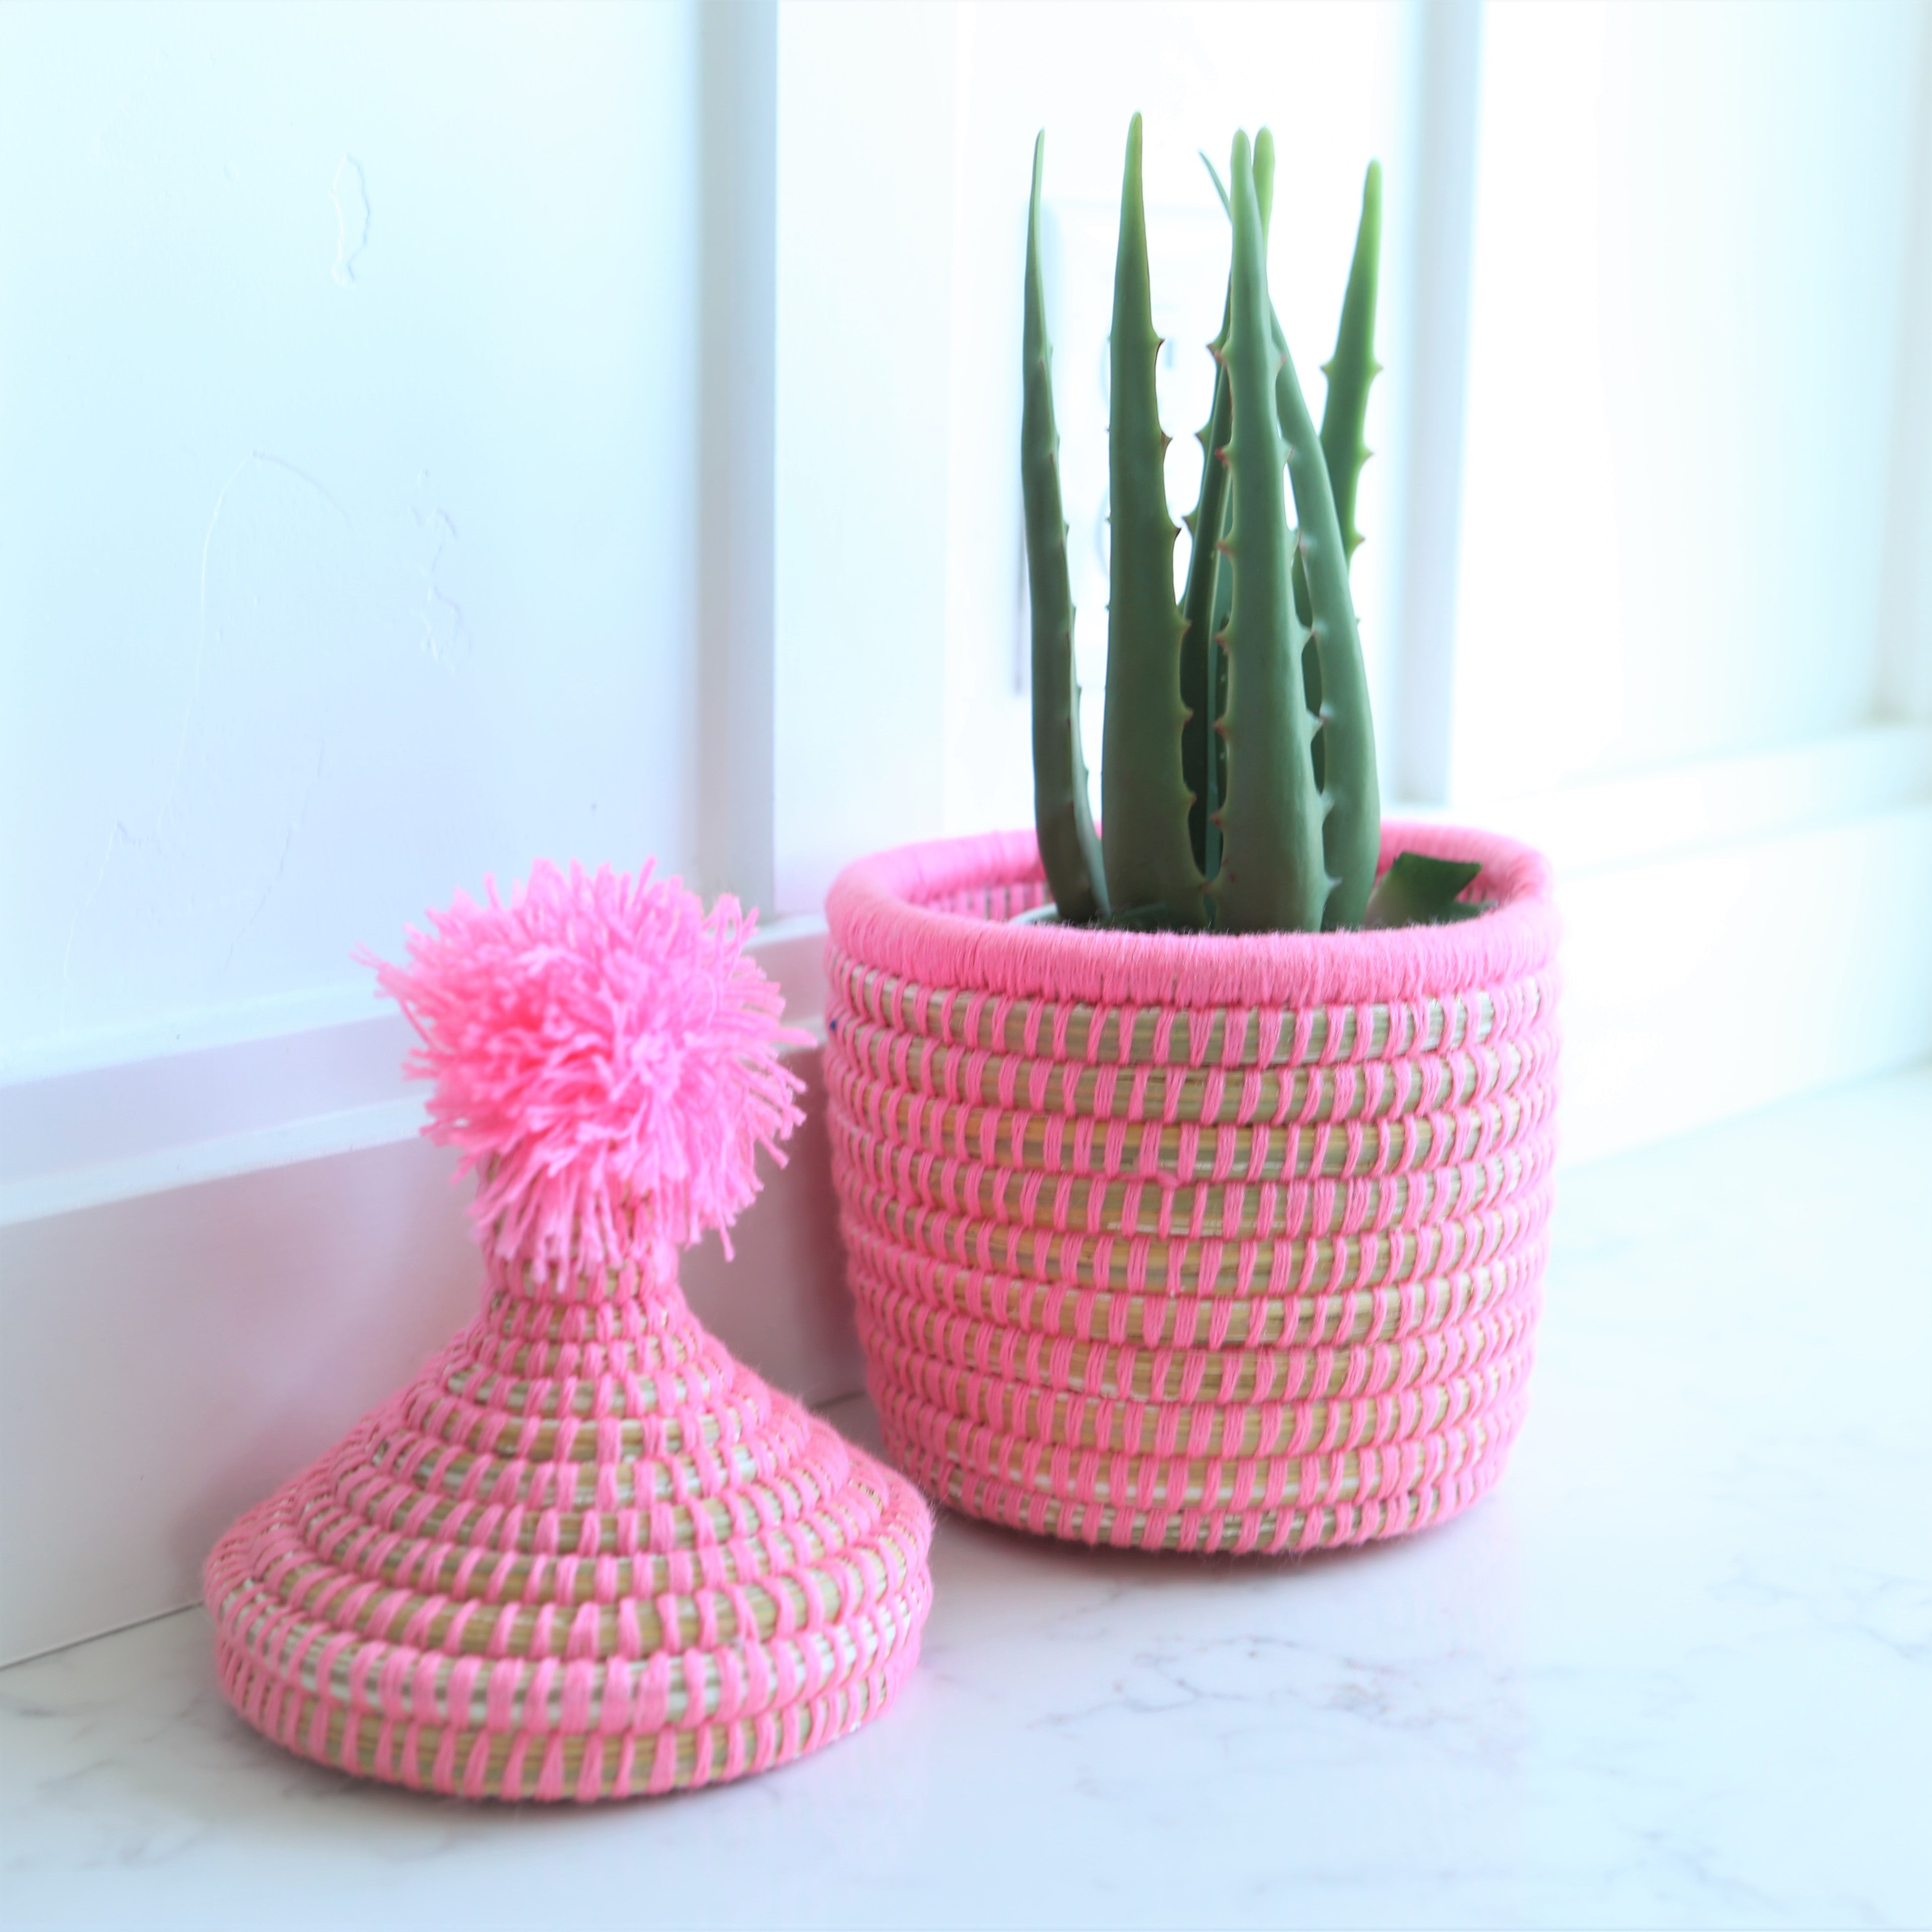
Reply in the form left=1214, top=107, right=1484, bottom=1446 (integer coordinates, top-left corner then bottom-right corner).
left=368, top=861, right=807, bottom=1277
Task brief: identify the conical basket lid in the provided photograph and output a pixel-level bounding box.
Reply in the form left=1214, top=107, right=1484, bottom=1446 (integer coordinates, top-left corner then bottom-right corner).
left=205, top=862, right=933, bottom=1799
left=208, top=1253, right=931, bottom=1800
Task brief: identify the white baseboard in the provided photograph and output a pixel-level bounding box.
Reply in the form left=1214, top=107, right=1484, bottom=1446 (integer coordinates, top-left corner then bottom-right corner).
left=4, top=742, right=1927, bottom=1663
left=1, top=1135, right=477, bottom=1666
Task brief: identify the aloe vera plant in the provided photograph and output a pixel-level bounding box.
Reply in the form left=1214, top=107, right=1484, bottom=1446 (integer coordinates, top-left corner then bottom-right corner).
left=1023, top=120, right=1479, bottom=934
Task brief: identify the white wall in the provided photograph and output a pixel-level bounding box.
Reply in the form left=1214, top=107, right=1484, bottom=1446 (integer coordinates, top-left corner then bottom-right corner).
left=772, top=1, right=959, bottom=914
left=0, top=1, right=702, bottom=1076
left=1450, top=0, right=1930, bottom=801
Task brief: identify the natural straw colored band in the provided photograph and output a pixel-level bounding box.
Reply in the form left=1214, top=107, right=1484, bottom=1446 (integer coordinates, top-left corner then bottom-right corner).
left=215, top=1630, right=922, bottom=1801
left=826, top=1057, right=1555, bottom=1183
left=860, top=1327, right=1534, bottom=1461
left=828, top=1011, right=1559, bottom=1126
left=879, top=1388, right=1526, bottom=1519
left=829, top=1113, right=1554, bottom=1240
left=840, top=1175, right=1554, bottom=1300
left=841, top=1219, right=1549, bottom=1350
left=849, top=1278, right=1539, bottom=1404
left=889, top=1428, right=1519, bottom=1556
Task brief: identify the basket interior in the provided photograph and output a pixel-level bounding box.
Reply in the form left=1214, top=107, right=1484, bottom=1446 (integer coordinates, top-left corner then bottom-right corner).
left=908, top=856, right=1493, bottom=927
left=921, top=874, right=1053, bottom=923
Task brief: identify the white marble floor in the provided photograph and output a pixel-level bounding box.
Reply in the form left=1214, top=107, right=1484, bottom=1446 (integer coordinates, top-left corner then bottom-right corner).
left=4, top=1068, right=1929, bottom=1930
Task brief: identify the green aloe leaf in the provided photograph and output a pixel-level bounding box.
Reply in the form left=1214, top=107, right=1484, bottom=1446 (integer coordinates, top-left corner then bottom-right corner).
left=1021, top=131, right=1109, bottom=925
left=1101, top=112, right=1205, bottom=929
left=1205, top=131, right=1329, bottom=936
left=1363, top=851, right=1493, bottom=929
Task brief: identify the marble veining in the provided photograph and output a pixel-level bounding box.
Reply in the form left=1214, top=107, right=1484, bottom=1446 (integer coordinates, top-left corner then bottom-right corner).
left=4, top=1068, right=1928, bottom=1928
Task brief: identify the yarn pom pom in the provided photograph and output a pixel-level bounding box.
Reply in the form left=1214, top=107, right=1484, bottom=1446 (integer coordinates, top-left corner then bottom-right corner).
left=370, top=861, right=807, bottom=1277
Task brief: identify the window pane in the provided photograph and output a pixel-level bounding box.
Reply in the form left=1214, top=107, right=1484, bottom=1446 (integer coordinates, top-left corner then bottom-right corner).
left=1450, top=0, right=1924, bottom=799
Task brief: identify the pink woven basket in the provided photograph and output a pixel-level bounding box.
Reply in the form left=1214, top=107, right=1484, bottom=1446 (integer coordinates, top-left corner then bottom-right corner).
left=204, top=863, right=934, bottom=1801
left=824, top=822, right=1560, bottom=1556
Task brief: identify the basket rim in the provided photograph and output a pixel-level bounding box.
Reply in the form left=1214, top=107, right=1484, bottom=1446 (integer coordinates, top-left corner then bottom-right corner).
left=826, top=820, right=1558, bottom=1011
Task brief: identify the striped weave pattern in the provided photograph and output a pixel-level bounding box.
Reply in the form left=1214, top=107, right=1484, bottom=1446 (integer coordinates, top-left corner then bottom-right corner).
left=205, top=1251, right=933, bottom=1800
left=824, top=824, right=1560, bottom=1555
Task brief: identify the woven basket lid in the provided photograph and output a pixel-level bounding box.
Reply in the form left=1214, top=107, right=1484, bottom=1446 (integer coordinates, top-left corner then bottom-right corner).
left=205, top=863, right=933, bottom=1801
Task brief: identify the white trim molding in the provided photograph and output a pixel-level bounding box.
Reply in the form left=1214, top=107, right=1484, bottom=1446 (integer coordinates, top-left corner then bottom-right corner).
left=1387, top=0, right=1485, bottom=805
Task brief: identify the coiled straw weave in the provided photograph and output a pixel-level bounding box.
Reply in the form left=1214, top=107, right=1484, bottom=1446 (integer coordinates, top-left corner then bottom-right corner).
left=206, top=1256, right=933, bottom=1800
left=824, top=824, right=1560, bottom=1556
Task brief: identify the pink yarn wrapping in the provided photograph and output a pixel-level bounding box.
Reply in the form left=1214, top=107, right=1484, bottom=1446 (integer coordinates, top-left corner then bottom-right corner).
left=823, top=823, right=1560, bottom=1554
left=207, top=862, right=933, bottom=1800
left=828, top=821, right=1558, bottom=1010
